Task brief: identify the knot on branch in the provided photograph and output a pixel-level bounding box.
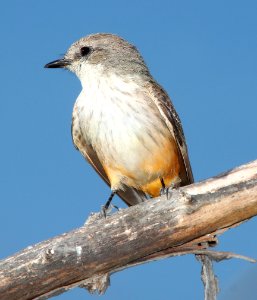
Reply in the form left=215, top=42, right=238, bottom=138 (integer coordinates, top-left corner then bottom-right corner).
left=80, top=273, right=110, bottom=295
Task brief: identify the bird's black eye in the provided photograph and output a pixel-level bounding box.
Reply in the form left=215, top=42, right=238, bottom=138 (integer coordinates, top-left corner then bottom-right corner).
left=80, top=46, right=91, bottom=57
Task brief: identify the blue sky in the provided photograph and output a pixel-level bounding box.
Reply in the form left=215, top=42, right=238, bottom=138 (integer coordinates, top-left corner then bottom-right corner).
left=1, top=1, right=257, bottom=299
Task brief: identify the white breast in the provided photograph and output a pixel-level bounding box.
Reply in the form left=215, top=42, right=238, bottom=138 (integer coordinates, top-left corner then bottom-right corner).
left=74, top=67, right=170, bottom=178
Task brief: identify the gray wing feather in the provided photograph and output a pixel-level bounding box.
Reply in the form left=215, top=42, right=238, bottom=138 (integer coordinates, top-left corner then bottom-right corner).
left=146, top=80, right=194, bottom=184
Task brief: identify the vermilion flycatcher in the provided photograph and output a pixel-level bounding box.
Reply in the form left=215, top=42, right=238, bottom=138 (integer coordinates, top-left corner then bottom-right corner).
left=45, top=33, right=194, bottom=210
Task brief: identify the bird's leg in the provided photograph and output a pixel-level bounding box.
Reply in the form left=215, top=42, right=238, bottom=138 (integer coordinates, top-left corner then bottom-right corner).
left=102, top=191, right=116, bottom=217
left=105, top=191, right=116, bottom=210
left=160, top=178, right=169, bottom=199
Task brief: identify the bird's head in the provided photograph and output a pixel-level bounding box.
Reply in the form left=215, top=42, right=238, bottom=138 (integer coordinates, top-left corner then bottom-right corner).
left=45, top=33, right=150, bottom=80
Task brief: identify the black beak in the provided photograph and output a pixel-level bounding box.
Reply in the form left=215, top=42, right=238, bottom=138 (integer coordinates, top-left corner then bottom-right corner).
left=44, top=58, right=71, bottom=69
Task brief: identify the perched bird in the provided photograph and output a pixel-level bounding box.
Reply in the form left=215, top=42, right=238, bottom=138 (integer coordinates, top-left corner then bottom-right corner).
left=45, top=33, right=193, bottom=210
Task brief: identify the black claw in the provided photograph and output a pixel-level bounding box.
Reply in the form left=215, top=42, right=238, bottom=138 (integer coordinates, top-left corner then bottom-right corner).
left=101, top=206, right=107, bottom=218
left=160, top=178, right=170, bottom=199
left=165, top=187, right=169, bottom=200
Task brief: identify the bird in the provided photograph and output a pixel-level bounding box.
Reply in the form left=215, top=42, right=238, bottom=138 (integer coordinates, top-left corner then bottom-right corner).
left=45, top=33, right=194, bottom=211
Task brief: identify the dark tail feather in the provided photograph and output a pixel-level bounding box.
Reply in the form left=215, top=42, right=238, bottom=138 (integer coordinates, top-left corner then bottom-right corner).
left=117, top=187, right=148, bottom=206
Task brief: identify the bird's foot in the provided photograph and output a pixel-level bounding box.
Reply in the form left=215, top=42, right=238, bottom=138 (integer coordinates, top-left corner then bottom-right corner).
left=160, top=186, right=170, bottom=200
left=160, top=178, right=170, bottom=200
left=101, top=204, right=119, bottom=218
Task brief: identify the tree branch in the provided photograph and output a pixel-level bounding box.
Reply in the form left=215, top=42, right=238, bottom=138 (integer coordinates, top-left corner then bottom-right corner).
left=1, top=159, right=257, bottom=300
left=196, top=254, right=219, bottom=300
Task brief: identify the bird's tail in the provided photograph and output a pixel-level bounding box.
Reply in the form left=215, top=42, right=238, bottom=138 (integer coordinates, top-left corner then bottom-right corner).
left=117, top=187, right=148, bottom=206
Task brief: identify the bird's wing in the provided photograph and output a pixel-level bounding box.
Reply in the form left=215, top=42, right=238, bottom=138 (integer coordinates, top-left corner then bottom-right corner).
left=71, top=114, right=147, bottom=206
left=146, top=80, right=194, bottom=185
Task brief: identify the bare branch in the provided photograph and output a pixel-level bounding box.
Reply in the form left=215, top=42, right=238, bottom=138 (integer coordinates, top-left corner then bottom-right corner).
left=0, top=159, right=257, bottom=300
left=196, top=254, right=219, bottom=300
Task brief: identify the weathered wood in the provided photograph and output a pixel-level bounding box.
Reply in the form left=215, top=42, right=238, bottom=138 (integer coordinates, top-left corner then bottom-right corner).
left=0, top=159, right=257, bottom=300
left=196, top=254, right=219, bottom=300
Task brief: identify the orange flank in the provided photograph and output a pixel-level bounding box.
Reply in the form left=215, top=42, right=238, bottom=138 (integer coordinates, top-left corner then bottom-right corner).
left=140, top=137, right=181, bottom=197
left=103, top=136, right=181, bottom=198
